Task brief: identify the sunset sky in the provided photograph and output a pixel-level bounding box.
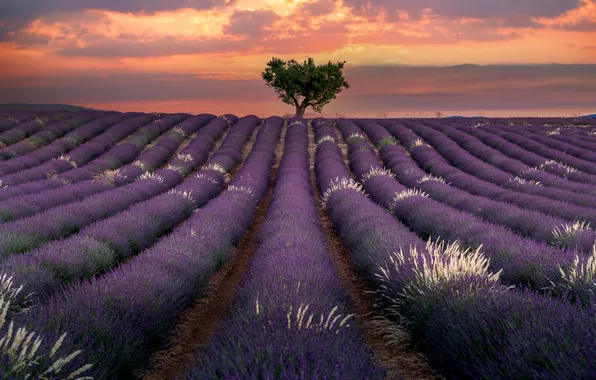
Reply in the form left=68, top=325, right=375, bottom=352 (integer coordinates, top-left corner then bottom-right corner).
left=1, top=0, right=595, bottom=117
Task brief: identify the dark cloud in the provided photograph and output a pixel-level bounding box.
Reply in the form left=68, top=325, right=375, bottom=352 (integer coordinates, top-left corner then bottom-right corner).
left=223, top=10, right=279, bottom=38
left=1, top=64, right=594, bottom=113
left=299, top=0, right=336, bottom=16
left=0, top=0, right=234, bottom=36
left=342, top=0, right=578, bottom=23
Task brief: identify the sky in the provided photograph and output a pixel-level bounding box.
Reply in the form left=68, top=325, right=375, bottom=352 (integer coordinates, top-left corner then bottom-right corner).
left=0, top=0, right=595, bottom=117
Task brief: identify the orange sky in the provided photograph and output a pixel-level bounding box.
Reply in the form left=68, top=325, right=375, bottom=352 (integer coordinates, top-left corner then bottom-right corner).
left=0, top=0, right=595, bottom=117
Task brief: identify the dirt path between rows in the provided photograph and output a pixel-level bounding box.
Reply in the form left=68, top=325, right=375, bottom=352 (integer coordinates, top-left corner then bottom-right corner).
left=308, top=121, right=441, bottom=380
left=141, top=121, right=284, bottom=380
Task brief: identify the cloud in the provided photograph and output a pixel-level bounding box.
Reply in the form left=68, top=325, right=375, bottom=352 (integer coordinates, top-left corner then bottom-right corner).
left=1, top=64, right=594, bottom=114
left=223, top=10, right=279, bottom=39
left=341, top=0, right=579, bottom=22
left=0, top=0, right=234, bottom=36
left=553, top=20, right=596, bottom=30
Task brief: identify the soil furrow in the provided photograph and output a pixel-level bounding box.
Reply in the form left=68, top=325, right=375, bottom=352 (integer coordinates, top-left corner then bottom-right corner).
left=307, top=120, right=441, bottom=380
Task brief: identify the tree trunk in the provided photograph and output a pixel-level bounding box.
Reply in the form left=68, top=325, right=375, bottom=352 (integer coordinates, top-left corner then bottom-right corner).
left=295, top=104, right=307, bottom=117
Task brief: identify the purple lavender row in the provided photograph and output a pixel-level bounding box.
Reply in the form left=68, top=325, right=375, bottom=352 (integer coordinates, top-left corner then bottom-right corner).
left=0, top=116, right=25, bottom=132
left=385, top=122, right=596, bottom=228
left=0, top=116, right=258, bottom=310
left=0, top=113, right=173, bottom=187
left=334, top=120, right=583, bottom=293
left=446, top=121, right=596, bottom=185
left=188, top=118, right=385, bottom=379
left=362, top=121, right=596, bottom=253
left=0, top=115, right=214, bottom=222
left=0, top=112, right=144, bottom=180
left=421, top=120, right=596, bottom=197
left=8, top=117, right=282, bottom=379
left=495, top=122, right=596, bottom=159
left=0, top=113, right=101, bottom=160
left=494, top=121, right=596, bottom=152
left=0, top=114, right=212, bottom=202
left=481, top=124, right=596, bottom=176
left=389, top=121, right=596, bottom=210
left=314, top=118, right=596, bottom=379
left=60, top=113, right=211, bottom=183
left=0, top=112, right=76, bottom=146
left=0, top=116, right=256, bottom=260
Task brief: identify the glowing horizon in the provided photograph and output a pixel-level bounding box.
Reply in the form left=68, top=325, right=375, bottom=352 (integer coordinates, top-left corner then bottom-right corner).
left=1, top=0, right=595, bottom=116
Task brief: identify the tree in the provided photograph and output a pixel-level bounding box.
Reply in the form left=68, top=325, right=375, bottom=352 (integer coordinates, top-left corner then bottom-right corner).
left=435, top=111, right=443, bottom=118
left=262, top=57, right=350, bottom=117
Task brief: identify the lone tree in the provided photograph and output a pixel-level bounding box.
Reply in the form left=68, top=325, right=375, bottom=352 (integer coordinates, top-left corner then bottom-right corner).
left=262, top=57, right=349, bottom=117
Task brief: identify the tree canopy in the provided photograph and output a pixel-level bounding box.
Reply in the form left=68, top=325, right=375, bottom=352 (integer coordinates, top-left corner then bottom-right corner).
left=261, top=57, right=349, bottom=117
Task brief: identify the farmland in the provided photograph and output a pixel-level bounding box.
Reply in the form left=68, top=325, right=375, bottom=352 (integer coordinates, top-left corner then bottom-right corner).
left=0, top=110, right=595, bottom=379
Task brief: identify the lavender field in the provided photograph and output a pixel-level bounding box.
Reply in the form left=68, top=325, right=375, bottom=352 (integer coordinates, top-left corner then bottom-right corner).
left=0, top=110, right=595, bottom=380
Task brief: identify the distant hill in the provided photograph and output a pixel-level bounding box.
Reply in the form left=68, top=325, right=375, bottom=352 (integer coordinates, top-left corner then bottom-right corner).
left=580, top=114, right=596, bottom=119
left=0, top=103, right=98, bottom=112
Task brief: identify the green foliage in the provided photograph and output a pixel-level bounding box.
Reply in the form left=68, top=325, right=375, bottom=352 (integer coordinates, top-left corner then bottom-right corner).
left=377, top=136, right=397, bottom=148
left=261, top=57, right=349, bottom=116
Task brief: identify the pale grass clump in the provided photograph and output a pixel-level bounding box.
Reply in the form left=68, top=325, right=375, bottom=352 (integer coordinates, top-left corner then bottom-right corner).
left=417, top=174, right=445, bottom=184
left=588, top=131, right=596, bottom=136
left=56, top=155, right=77, bottom=168
left=170, top=126, right=186, bottom=137
left=552, top=221, right=592, bottom=248
left=7, top=117, right=19, bottom=123
left=546, top=127, right=561, bottom=135
left=290, top=120, right=305, bottom=126
left=176, top=153, right=194, bottom=162
left=471, top=121, right=490, bottom=128
left=64, top=135, right=78, bottom=144
left=536, top=160, right=578, bottom=176
left=165, top=164, right=185, bottom=173
left=554, top=244, right=596, bottom=304
left=509, top=176, right=542, bottom=187
left=376, top=136, right=397, bottom=148
left=92, top=169, right=125, bottom=185
left=167, top=189, right=195, bottom=202
left=254, top=295, right=353, bottom=335
left=375, top=239, right=501, bottom=307
left=408, top=139, right=427, bottom=151
left=132, top=160, right=148, bottom=171
left=225, top=185, right=254, bottom=198
left=202, top=163, right=227, bottom=174
left=315, top=135, right=336, bottom=146
left=0, top=180, right=6, bottom=189
left=320, top=177, right=365, bottom=208
left=0, top=142, right=6, bottom=148
left=136, top=172, right=164, bottom=183
left=361, top=167, right=395, bottom=184
left=346, top=133, right=365, bottom=142
left=0, top=279, right=93, bottom=379
left=386, top=189, right=429, bottom=213
left=0, top=274, right=31, bottom=317
left=34, top=117, right=48, bottom=127
left=194, top=173, right=219, bottom=184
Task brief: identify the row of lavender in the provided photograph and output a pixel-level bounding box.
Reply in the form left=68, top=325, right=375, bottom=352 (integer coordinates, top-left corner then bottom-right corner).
left=0, top=115, right=282, bottom=378
left=334, top=119, right=596, bottom=303
left=186, top=118, right=384, bottom=378
left=0, top=114, right=257, bottom=311
left=0, top=114, right=215, bottom=222
left=313, top=117, right=596, bottom=379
